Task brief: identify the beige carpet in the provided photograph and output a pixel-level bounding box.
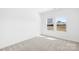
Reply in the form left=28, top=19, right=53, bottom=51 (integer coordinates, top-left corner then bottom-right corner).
left=0, top=36, right=79, bottom=51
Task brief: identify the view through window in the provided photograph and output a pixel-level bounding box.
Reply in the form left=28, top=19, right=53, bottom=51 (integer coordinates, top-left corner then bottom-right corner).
left=56, top=16, right=67, bottom=32
left=47, top=18, right=54, bottom=30
left=47, top=16, right=67, bottom=32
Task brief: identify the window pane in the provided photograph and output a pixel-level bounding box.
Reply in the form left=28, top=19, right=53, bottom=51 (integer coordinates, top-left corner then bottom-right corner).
left=47, top=18, right=54, bottom=30
left=56, top=16, right=67, bottom=32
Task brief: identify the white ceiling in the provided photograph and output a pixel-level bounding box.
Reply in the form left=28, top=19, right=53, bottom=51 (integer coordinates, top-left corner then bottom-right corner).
left=31, top=8, right=53, bottom=13
left=35, top=8, right=53, bottom=13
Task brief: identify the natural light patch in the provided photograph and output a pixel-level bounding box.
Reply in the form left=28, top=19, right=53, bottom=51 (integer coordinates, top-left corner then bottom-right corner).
left=39, top=35, right=57, bottom=40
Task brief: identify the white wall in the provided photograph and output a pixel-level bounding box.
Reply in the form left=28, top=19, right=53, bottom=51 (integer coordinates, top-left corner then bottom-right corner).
left=0, top=8, right=41, bottom=49
left=40, top=8, right=79, bottom=42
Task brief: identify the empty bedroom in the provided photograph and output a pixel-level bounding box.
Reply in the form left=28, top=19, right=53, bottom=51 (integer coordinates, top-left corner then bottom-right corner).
left=0, top=8, right=79, bottom=51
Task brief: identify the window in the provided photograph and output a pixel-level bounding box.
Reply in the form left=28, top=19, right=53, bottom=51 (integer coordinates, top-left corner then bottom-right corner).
left=47, top=18, right=54, bottom=30
left=47, top=16, right=67, bottom=32
left=56, top=16, right=67, bottom=32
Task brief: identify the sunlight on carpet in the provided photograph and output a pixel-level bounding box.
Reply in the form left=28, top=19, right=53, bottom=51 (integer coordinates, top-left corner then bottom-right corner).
left=39, top=35, right=57, bottom=40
